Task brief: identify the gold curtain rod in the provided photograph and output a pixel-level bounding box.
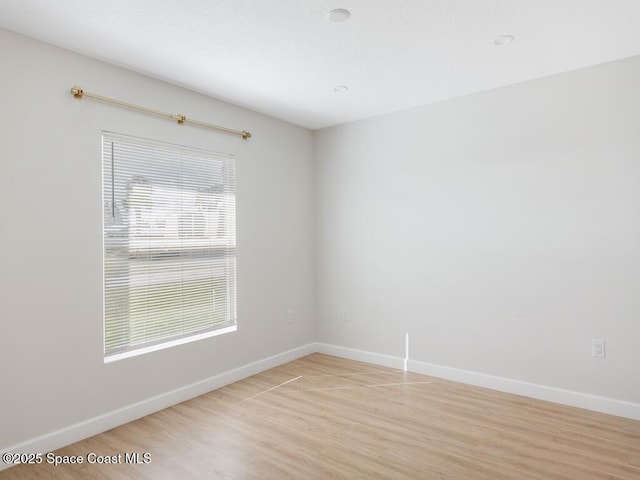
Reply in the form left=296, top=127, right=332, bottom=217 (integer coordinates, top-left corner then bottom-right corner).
left=70, top=86, right=252, bottom=140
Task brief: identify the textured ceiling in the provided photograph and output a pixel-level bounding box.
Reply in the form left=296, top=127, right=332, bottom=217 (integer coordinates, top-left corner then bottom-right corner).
left=1, top=0, right=640, bottom=129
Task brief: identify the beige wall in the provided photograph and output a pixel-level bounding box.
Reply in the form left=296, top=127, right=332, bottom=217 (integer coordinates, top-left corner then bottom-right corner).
left=315, top=55, right=640, bottom=404
left=0, top=28, right=316, bottom=448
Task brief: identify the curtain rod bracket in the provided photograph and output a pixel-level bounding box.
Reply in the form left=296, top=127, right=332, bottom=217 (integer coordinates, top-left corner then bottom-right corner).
left=71, top=86, right=84, bottom=99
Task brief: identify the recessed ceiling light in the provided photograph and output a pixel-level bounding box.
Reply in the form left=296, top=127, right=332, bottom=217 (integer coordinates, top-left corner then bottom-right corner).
left=333, top=85, right=349, bottom=92
left=494, top=35, right=515, bottom=46
left=328, top=8, right=351, bottom=23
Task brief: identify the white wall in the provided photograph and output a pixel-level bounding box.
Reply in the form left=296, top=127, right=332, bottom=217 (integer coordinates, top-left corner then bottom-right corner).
left=315, top=55, right=640, bottom=404
left=0, top=29, right=315, bottom=449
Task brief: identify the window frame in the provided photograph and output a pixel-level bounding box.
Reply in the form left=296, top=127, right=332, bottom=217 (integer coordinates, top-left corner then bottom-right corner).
left=102, top=131, right=237, bottom=362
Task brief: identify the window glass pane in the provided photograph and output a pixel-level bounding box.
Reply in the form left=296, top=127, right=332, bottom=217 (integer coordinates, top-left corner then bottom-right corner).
left=103, top=132, right=236, bottom=359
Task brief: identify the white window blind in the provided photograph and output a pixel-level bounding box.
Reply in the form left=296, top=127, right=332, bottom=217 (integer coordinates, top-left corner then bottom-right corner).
left=102, top=132, right=236, bottom=361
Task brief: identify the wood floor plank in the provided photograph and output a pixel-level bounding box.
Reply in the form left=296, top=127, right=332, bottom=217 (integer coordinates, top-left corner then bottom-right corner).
left=2, top=353, right=639, bottom=479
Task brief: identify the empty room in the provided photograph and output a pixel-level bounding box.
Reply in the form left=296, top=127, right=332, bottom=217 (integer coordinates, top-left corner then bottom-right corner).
left=1, top=1, right=639, bottom=478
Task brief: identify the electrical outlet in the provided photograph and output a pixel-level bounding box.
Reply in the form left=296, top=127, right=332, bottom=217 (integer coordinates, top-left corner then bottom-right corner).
left=592, top=339, right=605, bottom=358
left=287, top=310, right=294, bottom=324
left=341, top=309, right=349, bottom=322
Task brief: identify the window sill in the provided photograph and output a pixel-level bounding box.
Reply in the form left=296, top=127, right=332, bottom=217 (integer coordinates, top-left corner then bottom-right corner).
left=104, top=324, right=237, bottom=364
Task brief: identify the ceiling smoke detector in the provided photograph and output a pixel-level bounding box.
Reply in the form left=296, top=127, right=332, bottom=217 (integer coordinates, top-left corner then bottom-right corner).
left=328, top=8, right=351, bottom=23
left=494, top=35, right=515, bottom=46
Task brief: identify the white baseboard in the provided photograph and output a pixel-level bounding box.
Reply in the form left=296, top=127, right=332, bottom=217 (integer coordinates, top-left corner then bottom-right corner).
left=4, top=340, right=638, bottom=471
left=0, top=343, right=316, bottom=470
left=316, top=343, right=406, bottom=370
left=316, top=343, right=640, bottom=421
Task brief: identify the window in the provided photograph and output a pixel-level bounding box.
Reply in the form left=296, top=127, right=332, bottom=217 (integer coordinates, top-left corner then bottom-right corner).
left=102, top=132, right=236, bottom=361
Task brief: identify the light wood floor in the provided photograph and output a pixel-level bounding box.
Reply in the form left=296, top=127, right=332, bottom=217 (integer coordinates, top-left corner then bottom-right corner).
left=2, top=353, right=640, bottom=479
